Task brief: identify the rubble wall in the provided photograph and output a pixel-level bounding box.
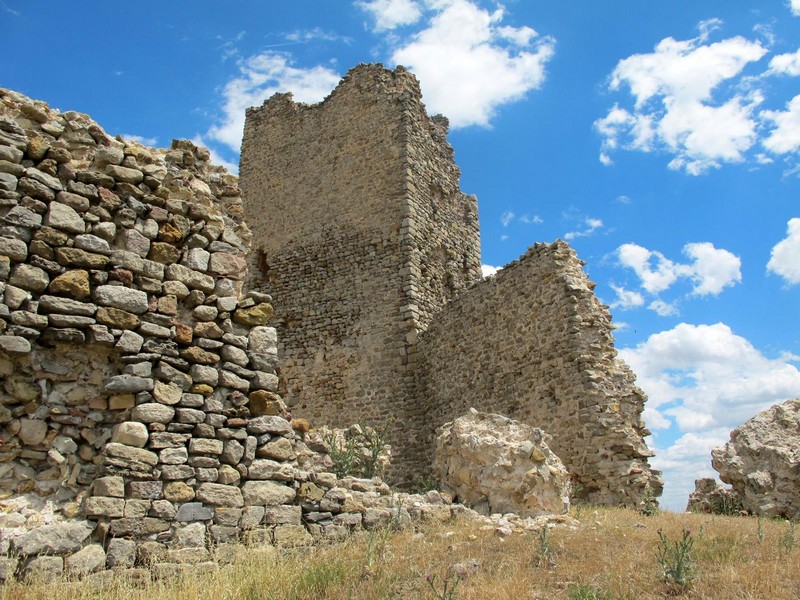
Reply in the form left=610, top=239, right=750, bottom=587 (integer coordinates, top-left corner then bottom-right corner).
left=0, top=89, right=405, bottom=582
left=239, top=64, right=481, bottom=473
left=416, top=242, right=662, bottom=506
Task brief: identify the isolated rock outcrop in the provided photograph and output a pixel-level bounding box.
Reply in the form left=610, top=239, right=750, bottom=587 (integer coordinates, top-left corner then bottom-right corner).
left=686, top=478, right=742, bottom=514
left=711, top=398, right=800, bottom=518
left=433, top=408, right=570, bottom=517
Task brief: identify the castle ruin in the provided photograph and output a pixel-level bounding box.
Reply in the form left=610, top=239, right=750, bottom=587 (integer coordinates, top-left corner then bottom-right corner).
left=241, top=64, right=662, bottom=506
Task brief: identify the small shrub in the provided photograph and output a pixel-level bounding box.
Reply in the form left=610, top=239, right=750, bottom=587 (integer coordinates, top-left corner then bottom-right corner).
left=322, top=424, right=390, bottom=479
left=639, top=486, right=659, bottom=517
left=568, top=584, right=616, bottom=600
left=534, top=526, right=554, bottom=568
left=656, top=528, right=698, bottom=592
left=780, top=520, right=796, bottom=555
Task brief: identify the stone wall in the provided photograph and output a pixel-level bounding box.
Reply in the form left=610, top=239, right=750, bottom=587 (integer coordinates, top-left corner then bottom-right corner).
left=240, top=64, right=481, bottom=474
left=0, top=89, right=411, bottom=582
left=416, top=242, right=662, bottom=506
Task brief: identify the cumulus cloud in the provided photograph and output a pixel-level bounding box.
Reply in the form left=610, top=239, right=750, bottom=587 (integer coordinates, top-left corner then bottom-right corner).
left=481, top=264, right=501, bottom=277
left=519, top=214, right=543, bottom=224
left=609, top=284, right=645, bottom=310
left=596, top=23, right=768, bottom=174
left=564, top=217, right=603, bottom=240
left=621, top=322, right=800, bottom=433
left=762, top=95, right=800, bottom=155
left=767, top=48, right=800, bottom=76
left=767, top=217, right=800, bottom=284
left=356, top=0, right=423, bottom=31
left=792, top=0, right=800, bottom=17
left=616, top=242, right=741, bottom=298
left=390, top=0, right=555, bottom=128
left=623, top=321, right=800, bottom=509
left=650, top=429, right=729, bottom=511
left=648, top=299, right=678, bottom=317
left=207, top=52, right=341, bottom=152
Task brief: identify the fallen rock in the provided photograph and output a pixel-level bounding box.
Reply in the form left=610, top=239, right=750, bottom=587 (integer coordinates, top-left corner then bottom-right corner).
left=711, top=398, right=800, bottom=518
left=434, top=408, right=570, bottom=517
left=686, top=477, right=743, bottom=514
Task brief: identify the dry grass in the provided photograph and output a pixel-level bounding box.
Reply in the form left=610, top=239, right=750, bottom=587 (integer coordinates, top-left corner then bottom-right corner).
left=3, top=506, right=799, bottom=599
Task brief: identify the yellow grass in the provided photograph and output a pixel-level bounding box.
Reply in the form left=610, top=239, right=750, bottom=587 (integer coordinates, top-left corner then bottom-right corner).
left=3, top=506, right=799, bottom=599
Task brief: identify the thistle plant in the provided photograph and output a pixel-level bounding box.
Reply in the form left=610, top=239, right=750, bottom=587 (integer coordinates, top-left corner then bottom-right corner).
left=656, top=528, right=697, bottom=592
left=425, top=572, right=462, bottom=600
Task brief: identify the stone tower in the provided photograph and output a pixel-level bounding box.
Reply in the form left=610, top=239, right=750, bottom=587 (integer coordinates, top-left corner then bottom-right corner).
left=240, top=64, right=482, bottom=473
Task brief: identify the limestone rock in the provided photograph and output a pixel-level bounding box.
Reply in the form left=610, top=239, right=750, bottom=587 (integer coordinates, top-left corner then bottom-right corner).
left=686, top=478, right=742, bottom=514
left=434, top=409, right=570, bottom=517
left=711, top=398, right=800, bottom=518
left=48, top=269, right=91, bottom=299
left=11, top=521, right=95, bottom=556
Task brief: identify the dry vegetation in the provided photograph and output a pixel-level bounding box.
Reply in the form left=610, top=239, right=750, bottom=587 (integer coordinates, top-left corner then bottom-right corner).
left=3, top=506, right=798, bottom=600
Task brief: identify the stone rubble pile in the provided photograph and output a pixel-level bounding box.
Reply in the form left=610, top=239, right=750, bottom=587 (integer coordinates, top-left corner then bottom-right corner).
left=685, top=478, right=743, bottom=514
left=433, top=409, right=571, bottom=517
left=710, top=398, right=799, bottom=519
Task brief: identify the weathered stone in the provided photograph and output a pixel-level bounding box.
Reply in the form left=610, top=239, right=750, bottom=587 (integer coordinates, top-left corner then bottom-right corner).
left=12, top=521, right=95, bottom=556
left=0, top=335, right=31, bottom=353
left=711, top=398, right=800, bottom=519
left=165, top=263, right=215, bottom=293
left=248, top=459, right=295, bottom=481
left=164, top=481, right=196, bottom=503
left=38, top=294, right=96, bottom=316
left=106, top=164, right=144, bottom=184
left=98, top=306, right=140, bottom=329
left=434, top=409, right=570, bottom=517
left=0, top=236, right=27, bottom=261
left=131, top=402, right=175, bottom=424
left=248, top=390, right=285, bottom=416
left=149, top=241, right=181, bottom=264
left=93, top=475, right=125, bottom=497
left=55, top=247, right=110, bottom=269
left=189, top=438, right=224, bottom=455
left=83, top=496, right=125, bottom=518
left=234, top=303, right=274, bottom=326
left=247, top=415, right=292, bottom=436
left=241, top=481, right=296, bottom=506
left=19, top=418, right=47, bottom=445
left=45, top=201, right=85, bottom=234
left=258, top=437, right=296, bottom=461
left=686, top=478, right=743, bottom=514
left=273, top=524, right=314, bottom=548
left=181, top=346, right=219, bottom=365
left=112, top=421, right=149, bottom=447
left=153, top=380, right=183, bottom=406
left=175, top=502, right=214, bottom=522
left=116, top=330, right=145, bottom=352
left=75, top=233, right=111, bottom=255
left=196, top=483, right=244, bottom=507
left=9, top=263, right=49, bottom=292
left=48, top=269, right=90, bottom=299
left=104, top=374, right=153, bottom=393
left=106, top=538, right=137, bottom=568
left=21, top=555, right=63, bottom=583
left=94, top=284, right=149, bottom=314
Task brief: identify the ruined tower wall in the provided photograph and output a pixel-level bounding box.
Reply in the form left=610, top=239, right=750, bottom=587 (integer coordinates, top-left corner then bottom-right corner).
left=239, top=65, right=482, bottom=472
left=416, top=242, right=662, bottom=506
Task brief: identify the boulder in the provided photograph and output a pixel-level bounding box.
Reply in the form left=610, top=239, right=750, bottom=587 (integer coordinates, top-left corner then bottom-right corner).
left=434, top=408, right=570, bottom=517
left=686, top=478, right=743, bottom=514
left=711, top=398, right=800, bottom=518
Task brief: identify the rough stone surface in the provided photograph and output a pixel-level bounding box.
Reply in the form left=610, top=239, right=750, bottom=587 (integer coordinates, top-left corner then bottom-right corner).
left=711, top=398, right=800, bottom=518
left=240, top=64, right=660, bottom=505
left=434, top=409, right=570, bottom=517
left=686, top=478, right=743, bottom=514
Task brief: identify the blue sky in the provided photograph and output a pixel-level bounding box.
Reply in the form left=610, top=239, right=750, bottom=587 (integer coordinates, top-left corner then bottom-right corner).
left=2, top=0, right=799, bottom=510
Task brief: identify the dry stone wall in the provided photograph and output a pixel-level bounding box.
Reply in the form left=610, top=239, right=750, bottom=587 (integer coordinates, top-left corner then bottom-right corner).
left=417, top=242, right=662, bottom=506
left=240, top=64, right=481, bottom=474
left=0, top=89, right=432, bottom=583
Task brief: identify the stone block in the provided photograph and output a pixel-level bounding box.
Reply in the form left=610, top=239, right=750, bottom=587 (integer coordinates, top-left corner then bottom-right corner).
left=241, top=481, right=296, bottom=506
left=196, top=483, right=244, bottom=507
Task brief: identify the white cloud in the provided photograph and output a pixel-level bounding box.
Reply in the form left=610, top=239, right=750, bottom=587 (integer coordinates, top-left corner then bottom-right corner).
left=121, top=133, right=158, bottom=147
left=284, top=28, right=353, bottom=44
left=564, top=217, right=603, bottom=240
left=682, top=242, right=742, bottom=295
left=596, top=24, right=768, bottom=174
left=356, top=0, right=423, bottom=31
left=767, top=48, right=800, bottom=76
left=481, top=264, right=501, bottom=277
left=390, top=0, right=555, bottom=128
left=621, top=322, right=800, bottom=433
left=519, top=214, right=543, bottom=224
left=648, top=299, right=678, bottom=317
left=207, top=51, right=341, bottom=153
left=761, top=95, right=800, bottom=155
left=609, top=284, right=645, bottom=310
left=500, top=210, right=515, bottom=227
left=624, top=321, right=800, bottom=509
left=767, top=217, right=800, bottom=284
left=650, top=429, right=729, bottom=511
left=792, top=0, right=800, bottom=17
left=616, top=242, right=741, bottom=297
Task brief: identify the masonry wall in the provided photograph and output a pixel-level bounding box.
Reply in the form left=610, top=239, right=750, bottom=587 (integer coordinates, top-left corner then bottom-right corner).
left=416, top=241, right=663, bottom=506
left=240, top=64, right=481, bottom=474
left=0, top=90, right=376, bottom=581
